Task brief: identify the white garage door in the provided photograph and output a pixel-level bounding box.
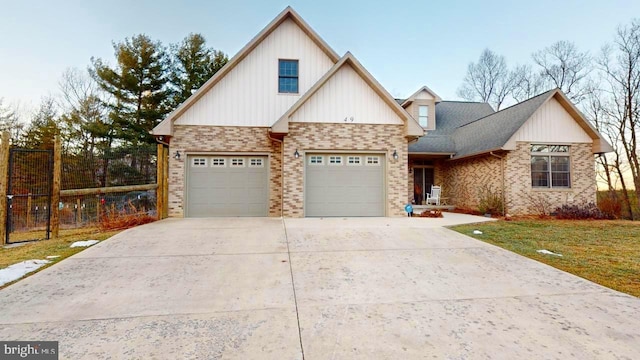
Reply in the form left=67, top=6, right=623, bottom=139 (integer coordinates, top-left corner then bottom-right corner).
left=305, top=154, right=385, bottom=217
left=186, top=155, right=269, bottom=217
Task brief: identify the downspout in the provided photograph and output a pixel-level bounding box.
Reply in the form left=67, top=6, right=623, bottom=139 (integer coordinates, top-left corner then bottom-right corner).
left=268, top=131, right=285, bottom=218
left=490, top=151, right=506, bottom=216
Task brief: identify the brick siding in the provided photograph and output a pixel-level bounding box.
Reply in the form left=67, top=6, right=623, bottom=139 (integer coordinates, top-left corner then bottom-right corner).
left=282, top=122, right=408, bottom=217
left=504, top=142, right=596, bottom=215
left=168, top=125, right=282, bottom=217
left=414, top=142, right=596, bottom=215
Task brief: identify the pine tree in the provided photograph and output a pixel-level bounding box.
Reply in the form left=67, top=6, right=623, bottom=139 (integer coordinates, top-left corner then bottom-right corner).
left=169, top=33, right=228, bottom=106
left=91, top=34, right=170, bottom=146
left=19, top=98, right=60, bottom=149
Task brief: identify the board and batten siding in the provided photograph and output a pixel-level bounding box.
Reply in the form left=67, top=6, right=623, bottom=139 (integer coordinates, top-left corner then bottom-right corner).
left=290, top=64, right=404, bottom=125
left=174, top=18, right=335, bottom=127
left=504, top=97, right=592, bottom=149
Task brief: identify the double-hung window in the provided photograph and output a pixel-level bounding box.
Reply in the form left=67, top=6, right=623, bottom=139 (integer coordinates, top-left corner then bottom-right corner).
left=418, top=105, right=429, bottom=127
left=530, top=145, right=571, bottom=188
left=278, top=59, right=298, bottom=93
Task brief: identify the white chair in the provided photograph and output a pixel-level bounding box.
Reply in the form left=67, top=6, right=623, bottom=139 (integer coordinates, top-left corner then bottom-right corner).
left=426, top=185, right=441, bottom=206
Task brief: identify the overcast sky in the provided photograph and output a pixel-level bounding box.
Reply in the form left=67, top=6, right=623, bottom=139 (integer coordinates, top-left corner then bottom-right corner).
left=1, top=0, right=639, bottom=115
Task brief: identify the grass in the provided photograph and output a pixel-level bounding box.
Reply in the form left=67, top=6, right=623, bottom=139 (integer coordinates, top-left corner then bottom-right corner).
left=1, top=227, right=121, bottom=289
left=451, top=219, right=640, bottom=297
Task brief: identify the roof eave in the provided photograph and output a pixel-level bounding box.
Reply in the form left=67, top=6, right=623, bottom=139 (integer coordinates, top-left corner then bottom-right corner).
left=449, top=147, right=505, bottom=161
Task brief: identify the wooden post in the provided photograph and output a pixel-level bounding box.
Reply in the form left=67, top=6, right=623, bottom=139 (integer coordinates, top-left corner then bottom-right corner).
left=96, top=195, right=101, bottom=223
left=163, top=146, right=169, bottom=218
left=156, top=143, right=164, bottom=220
left=0, top=132, right=10, bottom=245
left=76, top=198, right=81, bottom=224
left=26, top=194, right=32, bottom=228
left=50, top=136, right=61, bottom=239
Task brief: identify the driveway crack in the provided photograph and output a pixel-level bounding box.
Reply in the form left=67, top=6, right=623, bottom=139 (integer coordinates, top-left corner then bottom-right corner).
left=282, top=218, right=305, bottom=360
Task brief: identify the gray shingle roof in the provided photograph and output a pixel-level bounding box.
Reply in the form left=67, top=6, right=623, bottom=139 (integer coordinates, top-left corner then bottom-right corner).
left=451, top=89, right=556, bottom=159
left=408, top=101, right=495, bottom=154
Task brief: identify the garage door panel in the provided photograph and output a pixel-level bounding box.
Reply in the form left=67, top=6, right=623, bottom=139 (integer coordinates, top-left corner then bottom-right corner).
left=305, top=153, right=384, bottom=217
left=186, top=156, right=269, bottom=217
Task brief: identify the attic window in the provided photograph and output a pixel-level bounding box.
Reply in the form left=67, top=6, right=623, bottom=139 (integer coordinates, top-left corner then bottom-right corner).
left=278, top=59, right=299, bottom=93
left=418, top=105, right=429, bottom=127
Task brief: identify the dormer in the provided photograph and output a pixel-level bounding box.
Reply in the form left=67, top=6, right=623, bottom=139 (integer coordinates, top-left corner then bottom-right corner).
left=401, top=86, right=442, bottom=131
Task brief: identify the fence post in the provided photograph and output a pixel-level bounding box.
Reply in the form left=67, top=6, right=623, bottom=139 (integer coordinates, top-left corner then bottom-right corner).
left=97, top=195, right=101, bottom=222
left=27, top=193, right=32, bottom=228
left=0, top=132, right=9, bottom=245
left=163, top=146, right=168, bottom=219
left=76, top=198, right=81, bottom=224
left=156, top=143, right=164, bottom=220
left=50, top=136, right=61, bottom=239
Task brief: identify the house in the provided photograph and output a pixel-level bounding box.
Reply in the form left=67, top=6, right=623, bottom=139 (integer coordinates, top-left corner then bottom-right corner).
left=152, top=7, right=612, bottom=218
left=405, top=88, right=612, bottom=214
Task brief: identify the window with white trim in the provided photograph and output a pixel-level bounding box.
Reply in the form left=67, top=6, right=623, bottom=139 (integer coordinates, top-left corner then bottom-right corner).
left=249, top=158, right=264, bottom=167
left=366, top=156, right=381, bottom=166
left=192, top=158, right=207, bottom=167
left=309, top=156, right=324, bottom=165
left=328, top=156, right=342, bottom=165
left=230, top=158, right=245, bottom=167
left=418, top=105, right=429, bottom=127
left=530, top=145, right=571, bottom=188
left=278, top=59, right=299, bottom=93
left=211, top=158, right=226, bottom=167
left=347, top=156, right=362, bottom=165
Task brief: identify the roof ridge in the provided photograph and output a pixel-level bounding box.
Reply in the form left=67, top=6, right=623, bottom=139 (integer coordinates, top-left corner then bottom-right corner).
left=439, top=100, right=491, bottom=104
left=457, top=88, right=557, bottom=129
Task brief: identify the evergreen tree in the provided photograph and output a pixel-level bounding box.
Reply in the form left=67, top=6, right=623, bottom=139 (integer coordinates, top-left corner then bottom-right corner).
left=91, top=34, right=170, bottom=146
left=169, top=33, right=228, bottom=106
left=19, top=98, right=61, bottom=149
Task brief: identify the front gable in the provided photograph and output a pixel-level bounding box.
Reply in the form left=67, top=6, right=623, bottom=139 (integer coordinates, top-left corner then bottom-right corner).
left=289, top=62, right=404, bottom=125
left=272, top=53, right=423, bottom=137
left=504, top=97, right=592, bottom=149
left=152, top=7, right=339, bottom=135
left=503, top=92, right=612, bottom=153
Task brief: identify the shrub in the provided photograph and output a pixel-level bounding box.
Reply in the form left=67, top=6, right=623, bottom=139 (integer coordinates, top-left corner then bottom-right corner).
left=477, top=185, right=504, bottom=216
left=525, top=193, right=554, bottom=217
left=419, top=210, right=443, bottom=218
left=598, top=195, right=622, bottom=219
left=99, top=203, right=156, bottom=230
left=555, top=202, right=614, bottom=220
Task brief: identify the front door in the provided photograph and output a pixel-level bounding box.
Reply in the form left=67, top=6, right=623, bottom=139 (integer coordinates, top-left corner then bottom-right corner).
left=413, top=167, right=434, bottom=205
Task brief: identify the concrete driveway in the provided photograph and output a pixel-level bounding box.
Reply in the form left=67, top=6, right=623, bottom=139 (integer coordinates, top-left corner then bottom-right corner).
left=0, top=214, right=638, bottom=359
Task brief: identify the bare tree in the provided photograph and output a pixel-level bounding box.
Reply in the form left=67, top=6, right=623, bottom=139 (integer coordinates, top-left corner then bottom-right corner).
left=58, top=68, right=115, bottom=186
left=532, top=40, right=592, bottom=103
left=457, top=49, right=519, bottom=110
left=0, top=98, right=24, bottom=143
left=585, top=86, right=634, bottom=218
left=597, top=19, right=640, bottom=215
left=511, top=65, right=549, bottom=102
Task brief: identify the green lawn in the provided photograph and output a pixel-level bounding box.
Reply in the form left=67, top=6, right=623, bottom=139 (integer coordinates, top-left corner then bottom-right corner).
left=451, top=220, right=640, bottom=297
left=1, top=228, right=120, bottom=289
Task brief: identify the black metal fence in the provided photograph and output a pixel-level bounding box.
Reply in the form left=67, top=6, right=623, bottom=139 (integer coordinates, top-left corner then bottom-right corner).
left=6, top=148, right=53, bottom=243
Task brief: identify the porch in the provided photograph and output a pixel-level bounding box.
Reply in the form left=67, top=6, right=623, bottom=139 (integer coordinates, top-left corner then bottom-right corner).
left=412, top=204, right=456, bottom=215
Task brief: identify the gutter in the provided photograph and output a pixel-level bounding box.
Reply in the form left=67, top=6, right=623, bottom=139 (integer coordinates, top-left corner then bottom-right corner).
left=268, top=131, right=285, bottom=218
left=489, top=151, right=506, bottom=216
left=449, top=147, right=503, bottom=161
left=153, top=135, right=170, bottom=146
